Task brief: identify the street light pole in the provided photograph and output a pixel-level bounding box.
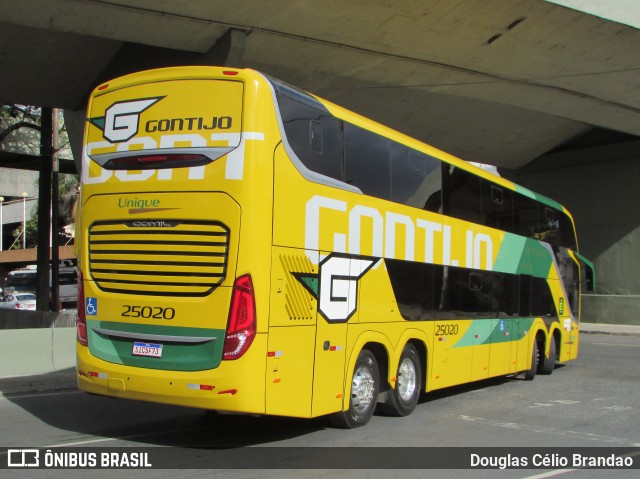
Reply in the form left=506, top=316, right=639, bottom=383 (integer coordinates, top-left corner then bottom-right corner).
left=22, top=192, right=27, bottom=249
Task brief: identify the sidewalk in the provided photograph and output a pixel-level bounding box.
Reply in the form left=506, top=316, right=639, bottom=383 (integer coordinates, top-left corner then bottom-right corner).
left=579, top=322, right=640, bottom=336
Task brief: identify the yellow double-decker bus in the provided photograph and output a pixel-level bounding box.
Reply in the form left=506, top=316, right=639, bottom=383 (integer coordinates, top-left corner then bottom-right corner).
left=76, top=66, right=594, bottom=428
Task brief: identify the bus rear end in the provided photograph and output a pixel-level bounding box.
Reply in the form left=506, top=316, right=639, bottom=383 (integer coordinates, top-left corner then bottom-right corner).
left=76, top=67, right=275, bottom=413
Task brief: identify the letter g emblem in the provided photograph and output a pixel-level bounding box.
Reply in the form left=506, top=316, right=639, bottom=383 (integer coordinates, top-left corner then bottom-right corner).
left=318, top=255, right=376, bottom=323
left=103, top=97, right=163, bottom=143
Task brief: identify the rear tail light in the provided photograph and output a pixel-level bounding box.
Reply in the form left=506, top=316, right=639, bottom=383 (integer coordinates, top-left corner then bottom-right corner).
left=15, top=303, right=25, bottom=310
left=77, top=270, right=88, bottom=346
left=223, top=275, right=256, bottom=360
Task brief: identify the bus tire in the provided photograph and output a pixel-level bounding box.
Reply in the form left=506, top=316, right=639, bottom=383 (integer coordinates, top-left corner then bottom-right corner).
left=540, top=336, right=556, bottom=375
left=330, top=349, right=379, bottom=429
left=380, top=343, right=421, bottom=417
left=524, top=340, right=538, bottom=381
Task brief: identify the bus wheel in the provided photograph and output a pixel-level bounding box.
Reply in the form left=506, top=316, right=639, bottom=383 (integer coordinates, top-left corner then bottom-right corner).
left=380, top=343, right=421, bottom=417
left=540, top=337, right=557, bottom=375
left=330, top=349, right=379, bottom=428
left=524, top=340, right=538, bottom=381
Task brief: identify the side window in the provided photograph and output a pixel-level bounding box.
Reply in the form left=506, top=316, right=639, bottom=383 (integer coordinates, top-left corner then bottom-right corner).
left=513, top=194, right=541, bottom=239
left=536, top=207, right=561, bottom=245
left=512, top=191, right=577, bottom=250
left=439, top=266, right=462, bottom=313
left=344, top=123, right=391, bottom=200
left=386, top=260, right=449, bottom=321
left=277, top=95, right=343, bottom=181
left=554, top=247, right=579, bottom=316
left=495, top=273, right=520, bottom=316
left=481, top=181, right=513, bottom=231
left=531, top=277, right=557, bottom=317
left=559, top=212, right=577, bottom=250
left=459, top=270, right=494, bottom=317
left=519, top=275, right=532, bottom=317
left=442, top=165, right=482, bottom=224
left=519, top=275, right=556, bottom=317
left=385, top=259, right=559, bottom=321
left=391, top=144, right=442, bottom=212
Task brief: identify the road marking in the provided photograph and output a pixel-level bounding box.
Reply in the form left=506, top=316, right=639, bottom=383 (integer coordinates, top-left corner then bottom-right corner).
left=0, top=425, right=209, bottom=458
left=453, top=415, right=634, bottom=445
left=0, top=426, right=209, bottom=455
left=529, top=399, right=581, bottom=409
left=0, top=390, right=81, bottom=401
left=42, top=427, right=207, bottom=448
left=523, top=468, right=578, bottom=479
left=602, top=405, right=633, bottom=411
left=458, top=415, right=485, bottom=421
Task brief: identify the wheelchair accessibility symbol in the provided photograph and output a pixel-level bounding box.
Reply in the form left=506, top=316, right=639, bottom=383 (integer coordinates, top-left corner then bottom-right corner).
left=86, top=297, right=98, bottom=316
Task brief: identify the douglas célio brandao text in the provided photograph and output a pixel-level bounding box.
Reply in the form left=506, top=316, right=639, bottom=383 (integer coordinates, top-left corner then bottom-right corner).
left=470, top=452, right=634, bottom=469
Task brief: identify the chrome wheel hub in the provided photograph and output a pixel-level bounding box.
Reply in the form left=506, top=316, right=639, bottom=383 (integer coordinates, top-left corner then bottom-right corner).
left=351, top=365, right=375, bottom=412
left=397, top=357, right=417, bottom=402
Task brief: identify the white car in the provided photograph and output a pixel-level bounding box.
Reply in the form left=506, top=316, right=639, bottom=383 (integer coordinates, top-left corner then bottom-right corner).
left=0, top=293, right=37, bottom=310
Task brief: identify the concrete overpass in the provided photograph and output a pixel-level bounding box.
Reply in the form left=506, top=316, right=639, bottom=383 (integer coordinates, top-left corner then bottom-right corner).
left=1, top=0, right=639, bottom=323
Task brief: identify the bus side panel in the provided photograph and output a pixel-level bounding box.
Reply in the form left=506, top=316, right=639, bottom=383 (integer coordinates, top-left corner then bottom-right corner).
left=265, top=325, right=315, bottom=417
left=488, top=318, right=520, bottom=377
left=312, top=310, right=349, bottom=417
left=431, top=320, right=473, bottom=389
left=471, top=319, right=492, bottom=380
left=265, top=245, right=317, bottom=417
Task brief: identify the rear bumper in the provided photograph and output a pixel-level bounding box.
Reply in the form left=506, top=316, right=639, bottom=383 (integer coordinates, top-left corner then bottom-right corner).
left=76, top=334, right=267, bottom=413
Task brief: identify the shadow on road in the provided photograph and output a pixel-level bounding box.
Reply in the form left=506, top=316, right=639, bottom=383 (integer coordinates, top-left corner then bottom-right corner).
left=0, top=366, right=547, bottom=451
left=0, top=367, right=329, bottom=448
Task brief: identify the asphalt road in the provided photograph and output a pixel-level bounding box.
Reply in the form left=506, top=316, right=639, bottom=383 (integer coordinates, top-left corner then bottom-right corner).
left=1, top=332, right=638, bottom=479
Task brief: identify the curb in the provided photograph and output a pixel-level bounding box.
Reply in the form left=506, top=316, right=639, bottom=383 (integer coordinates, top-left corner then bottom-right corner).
left=0, top=368, right=77, bottom=398
left=580, top=322, right=640, bottom=337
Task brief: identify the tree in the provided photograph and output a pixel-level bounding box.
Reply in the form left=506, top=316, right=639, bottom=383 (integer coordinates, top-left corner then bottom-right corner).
left=23, top=174, right=79, bottom=248
left=0, top=104, right=42, bottom=155
left=0, top=104, right=72, bottom=157
left=1, top=104, right=77, bottom=249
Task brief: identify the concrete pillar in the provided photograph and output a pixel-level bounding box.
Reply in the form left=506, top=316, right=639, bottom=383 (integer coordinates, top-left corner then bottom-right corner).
left=36, top=108, right=53, bottom=311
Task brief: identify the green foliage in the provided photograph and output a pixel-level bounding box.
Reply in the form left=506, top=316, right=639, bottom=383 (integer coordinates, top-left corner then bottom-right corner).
left=2, top=104, right=78, bottom=249
left=22, top=174, right=79, bottom=248
left=0, top=104, right=42, bottom=155
left=0, top=104, right=72, bottom=158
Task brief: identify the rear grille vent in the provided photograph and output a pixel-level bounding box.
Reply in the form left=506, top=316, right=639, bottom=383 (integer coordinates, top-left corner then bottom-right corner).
left=88, top=220, right=230, bottom=297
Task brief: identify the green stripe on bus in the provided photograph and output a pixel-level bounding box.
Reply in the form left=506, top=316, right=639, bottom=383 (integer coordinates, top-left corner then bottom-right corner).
left=494, top=233, right=527, bottom=274
left=495, top=234, right=553, bottom=278
left=453, top=318, right=535, bottom=348
left=87, top=320, right=226, bottom=371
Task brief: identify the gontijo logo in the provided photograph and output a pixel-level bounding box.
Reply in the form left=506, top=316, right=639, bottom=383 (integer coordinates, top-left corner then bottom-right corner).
left=84, top=93, right=265, bottom=183
left=295, top=253, right=376, bottom=323
left=88, top=97, right=164, bottom=143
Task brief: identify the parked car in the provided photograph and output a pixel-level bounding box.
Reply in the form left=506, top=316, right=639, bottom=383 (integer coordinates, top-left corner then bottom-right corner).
left=0, top=293, right=37, bottom=310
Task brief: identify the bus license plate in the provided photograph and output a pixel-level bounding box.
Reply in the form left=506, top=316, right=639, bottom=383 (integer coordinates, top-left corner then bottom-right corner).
left=132, top=342, right=163, bottom=358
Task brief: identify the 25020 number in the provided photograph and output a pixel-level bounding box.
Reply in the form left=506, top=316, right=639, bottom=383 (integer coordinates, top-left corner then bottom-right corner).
left=122, top=305, right=175, bottom=320
left=435, top=324, right=459, bottom=336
